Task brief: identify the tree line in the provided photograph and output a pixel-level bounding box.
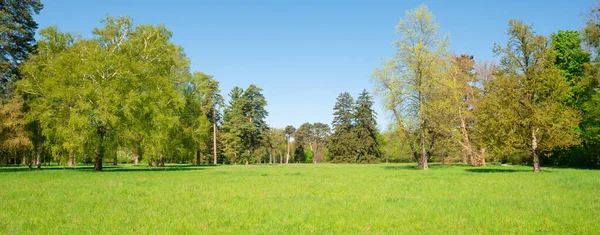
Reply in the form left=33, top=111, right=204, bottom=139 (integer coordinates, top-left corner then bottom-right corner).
left=373, top=5, right=600, bottom=171
left=1, top=1, right=600, bottom=171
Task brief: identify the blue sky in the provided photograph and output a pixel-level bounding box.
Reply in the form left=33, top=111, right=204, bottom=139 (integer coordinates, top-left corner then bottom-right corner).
left=34, top=0, right=593, bottom=130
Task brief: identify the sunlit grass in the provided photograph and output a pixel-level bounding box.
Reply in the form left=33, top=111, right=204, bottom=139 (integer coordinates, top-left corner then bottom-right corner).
left=0, top=163, right=599, bottom=234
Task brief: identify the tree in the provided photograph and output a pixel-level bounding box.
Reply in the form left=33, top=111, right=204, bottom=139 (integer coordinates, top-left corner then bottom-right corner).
left=19, top=17, right=190, bottom=171
left=478, top=20, right=580, bottom=172
left=240, top=85, right=269, bottom=164
left=446, top=55, right=485, bottom=166
left=221, top=85, right=268, bottom=165
left=372, top=5, right=449, bottom=170
left=549, top=30, right=600, bottom=167
left=354, top=89, right=381, bottom=163
left=0, top=96, right=31, bottom=165
left=329, top=92, right=358, bottom=163
left=0, top=0, right=44, bottom=97
left=284, top=125, right=296, bottom=164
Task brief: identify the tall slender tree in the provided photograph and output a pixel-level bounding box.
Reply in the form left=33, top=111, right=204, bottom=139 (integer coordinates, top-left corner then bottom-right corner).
left=372, top=5, right=449, bottom=170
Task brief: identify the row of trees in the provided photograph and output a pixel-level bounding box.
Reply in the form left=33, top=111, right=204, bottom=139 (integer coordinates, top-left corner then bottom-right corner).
left=2, top=1, right=599, bottom=171
left=373, top=5, right=600, bottom=171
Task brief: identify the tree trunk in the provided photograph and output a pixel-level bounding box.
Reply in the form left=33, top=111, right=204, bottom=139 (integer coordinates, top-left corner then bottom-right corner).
left=132, top=147, right=139, bottom=165
left=35, top=145, right=41, bottom=169
left=213, top=108, right=218, bottom=165
left=313, top=146, right=318, bottom=164
left=113, top=155, right=118, bottom=165
left=286, top=138, right=290, bottom=164
left=196, top=150, right=201, bottom=165
left=462, top=150, right=467, bottom=165
left=94, top=142, right=104, bottom=172
left=480, top=148, right=486, bottom=167
left=280, top=153, right=283, bottom=164
left=420, top=130, right=428, bottom=170
left=68, top=149, right=74, bottom=167
left=159, top=155, right=165, bottom=167
left=532, top=128, right=540, bottom=172
left=234, top=152, right=237, bottom=165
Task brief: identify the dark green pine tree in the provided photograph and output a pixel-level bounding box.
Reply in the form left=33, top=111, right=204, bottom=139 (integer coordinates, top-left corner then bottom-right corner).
left=1, top=0, right=44, bottom=97
left=329, top=92, right=359, bottom=163
left=241, top=84, right=269, bottom=162
left=354, top=89, right=381, bottom=163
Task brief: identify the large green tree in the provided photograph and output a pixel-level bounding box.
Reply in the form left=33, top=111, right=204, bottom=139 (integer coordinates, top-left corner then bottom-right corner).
left=549, top=30, right=600, bottom=167
left=19, top=17, right=190, bottom=171
left=477, top=20, right=580, bottom=172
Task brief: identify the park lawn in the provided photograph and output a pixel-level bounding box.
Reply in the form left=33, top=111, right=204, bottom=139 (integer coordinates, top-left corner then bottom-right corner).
left=0, top=163, right=599, bottom=234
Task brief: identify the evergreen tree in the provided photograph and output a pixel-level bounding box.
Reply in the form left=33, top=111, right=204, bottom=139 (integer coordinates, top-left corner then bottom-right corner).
left=0, top=0, right=43, bottom=97
left=354, top=90, right=381, bottom=163
left=329, top=92, right=358, bottom=163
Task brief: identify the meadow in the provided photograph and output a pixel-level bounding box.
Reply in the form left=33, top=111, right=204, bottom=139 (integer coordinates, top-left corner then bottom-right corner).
left=0, top=163, right=599, bottom=234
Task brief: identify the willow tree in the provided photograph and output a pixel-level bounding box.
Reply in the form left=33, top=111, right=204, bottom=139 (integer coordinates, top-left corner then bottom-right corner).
left=478, top=20, right=580, bottom=172
left=372, top=5, right=449, bottom=170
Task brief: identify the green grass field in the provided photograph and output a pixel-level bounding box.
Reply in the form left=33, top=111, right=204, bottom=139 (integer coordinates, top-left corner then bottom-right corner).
left=1, top=163, right=599, bottom=234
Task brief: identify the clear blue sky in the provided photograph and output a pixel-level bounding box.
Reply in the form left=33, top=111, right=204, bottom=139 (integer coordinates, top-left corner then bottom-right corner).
left=34, top=0, right=593, bottom=130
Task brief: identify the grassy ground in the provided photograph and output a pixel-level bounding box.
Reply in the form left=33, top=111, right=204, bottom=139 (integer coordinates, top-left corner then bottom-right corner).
left=0, top=163, right=599, bottom=234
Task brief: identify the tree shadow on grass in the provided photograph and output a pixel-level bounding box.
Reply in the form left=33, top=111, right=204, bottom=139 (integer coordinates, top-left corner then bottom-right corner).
left=465, top=168, right=531, bottom=173
left=0, top=164, right=216, bottom=173
left=382, top=164, right=451, bottom=170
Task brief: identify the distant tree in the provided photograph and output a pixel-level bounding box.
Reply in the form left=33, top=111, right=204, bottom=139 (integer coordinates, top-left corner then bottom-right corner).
left=329, top=92, right=358, bottom=163
left=0, top=0, right=44, bottom=97
left=284, top=125, right=296, bottom=164
left=222, top=87, right=245, bottom=164
left=354, top=90, right=381, bottom=163
left=295, top=122, right=330, bottom=163
left=221, top=85, right=268, bottom=164
left=477, top=20, right=580, bottom=172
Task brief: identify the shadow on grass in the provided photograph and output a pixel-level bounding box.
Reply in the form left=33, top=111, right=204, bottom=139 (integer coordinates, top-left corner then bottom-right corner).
left=0, top=164, right=216, bottom=173
left=382, top=164, right=453, bottom=170
left=464, top=168, right=531, bottom=173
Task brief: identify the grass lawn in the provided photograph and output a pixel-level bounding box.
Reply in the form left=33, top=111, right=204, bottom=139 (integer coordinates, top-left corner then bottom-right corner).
left=0, top=163, right=599, bottom=234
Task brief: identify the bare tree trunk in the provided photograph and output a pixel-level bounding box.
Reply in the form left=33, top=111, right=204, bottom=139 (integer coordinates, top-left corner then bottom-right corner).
left=480, top=148, right=486, bottom=167
left=68, top=148, right=74, bottom=167
left=313, top=146, right=318, bottom=164
left=113, top=155, right=118, bottom=165
left=420, top=130, right=428, bottom=170
left=286, top=139, right=290, bottom=164
left=462, top=150, right=467, bottom=165
left=132, top=147, right=139, bottom=165
left=234, top=152, right=237, bottom=165
left=280, top=153, right=283, bottom=164
left=213, top=108, right=217, bottom=165
left=532, top=128, right=540, bottom=172
left=245, top=150, right=249, bottom=165
left=195, top=150, right=201, bottom=165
